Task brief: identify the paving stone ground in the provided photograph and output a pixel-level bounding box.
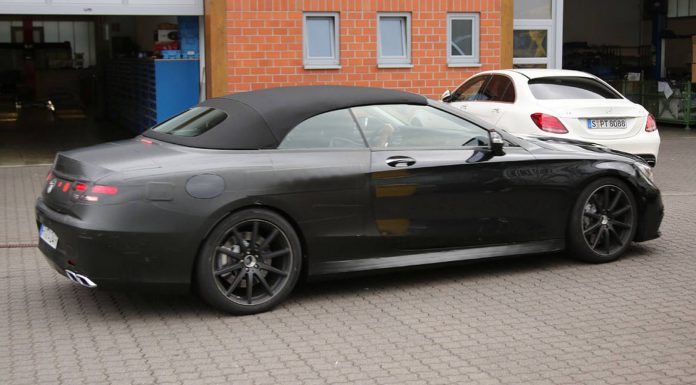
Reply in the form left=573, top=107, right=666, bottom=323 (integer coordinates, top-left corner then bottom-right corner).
left=1, top=127, right=695, bottom=385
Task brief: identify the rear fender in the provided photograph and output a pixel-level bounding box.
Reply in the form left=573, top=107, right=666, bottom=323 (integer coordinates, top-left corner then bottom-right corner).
left=189, top=196, right=309, bottom=286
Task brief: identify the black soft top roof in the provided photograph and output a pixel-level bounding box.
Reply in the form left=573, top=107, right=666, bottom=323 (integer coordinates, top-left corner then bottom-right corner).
left=143, top=86, right=428, bottom=149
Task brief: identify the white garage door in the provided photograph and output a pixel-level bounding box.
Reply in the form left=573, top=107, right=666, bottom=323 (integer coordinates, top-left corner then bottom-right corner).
left=0, top=0, right=203, bottom=16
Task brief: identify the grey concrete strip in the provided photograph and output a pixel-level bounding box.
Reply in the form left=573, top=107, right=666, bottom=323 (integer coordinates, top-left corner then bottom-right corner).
left=0, top=163, right=52, bottom=168
left=0, top=242, right=37, bottom=249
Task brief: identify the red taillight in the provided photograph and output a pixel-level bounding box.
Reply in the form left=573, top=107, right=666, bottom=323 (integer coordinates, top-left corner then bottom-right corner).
left=530, top=113, right=569, bottom=134
left=46, top=171, right=53, bottom=181
left=90, top=185, right=119, bottom=195
left=645, top=113, right=657, bottom=132
left=71, top=184, right=119, bottom=203
left=140, top=138, right=153, bottom=145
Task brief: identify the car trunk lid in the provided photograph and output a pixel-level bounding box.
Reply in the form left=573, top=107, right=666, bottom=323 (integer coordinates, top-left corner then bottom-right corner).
left=536, top=99, right=646, bottom=140
left=43, top=138, right=166, bottom=215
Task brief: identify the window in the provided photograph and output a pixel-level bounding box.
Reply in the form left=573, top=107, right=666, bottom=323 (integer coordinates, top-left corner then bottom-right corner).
left=278, top=109, right=366, bottom=149
left=513, top=0, right=558, bottom=69
left=351, top=105, right=489, bottom=149
left=513, top=29, right=548, bottom=58
left=528, top=77, right=623, bottom=100
left=514, top=0, right=552, bottom=19
left=377, top=13, right=411, bottom=67
left=668, top=0, right=696, bottom=17
left=447, top=13, right=480, bottom=66
left=479, top=75, right=516, bottom=103
left=151, top=107, right=227, bottom=137
left=449, top=76, right=491, bottom=103
left=303, top=13, right=340, bottom=69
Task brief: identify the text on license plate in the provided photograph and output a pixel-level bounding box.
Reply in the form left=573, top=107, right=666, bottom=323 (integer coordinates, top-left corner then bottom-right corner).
left=587, top=119, right=627, bottom=129
left=39, top=224, right=59, bottom=249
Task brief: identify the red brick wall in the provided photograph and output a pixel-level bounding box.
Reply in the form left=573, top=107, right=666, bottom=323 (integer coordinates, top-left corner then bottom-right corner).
left=225, top=0, right=502, bottom=99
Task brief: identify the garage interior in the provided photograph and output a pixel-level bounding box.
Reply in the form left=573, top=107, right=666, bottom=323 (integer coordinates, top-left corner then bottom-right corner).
left=563, top=0, right=696, bottom=127
left=0, top=14, right=202, bottom=165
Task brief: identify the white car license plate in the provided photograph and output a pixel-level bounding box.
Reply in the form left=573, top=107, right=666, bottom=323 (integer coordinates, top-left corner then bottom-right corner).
left=39, top=225, right=59, bottom=249
left=587, top=119, right=627, bottom=129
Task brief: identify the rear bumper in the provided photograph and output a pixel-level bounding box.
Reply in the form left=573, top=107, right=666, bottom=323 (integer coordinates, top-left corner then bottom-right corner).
left=35, top=198, right=193, bottom=291
left=579, top=131, right=661, bottom=164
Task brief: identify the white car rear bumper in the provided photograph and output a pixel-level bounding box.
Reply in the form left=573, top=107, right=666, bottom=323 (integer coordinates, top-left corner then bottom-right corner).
left=574, top=131, right=660, bottom=165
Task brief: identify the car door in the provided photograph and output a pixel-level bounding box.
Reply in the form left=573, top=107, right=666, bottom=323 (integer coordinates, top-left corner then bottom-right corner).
left=447, top=75, right=491, bottom=117
left=351, top=104, right=545, bottom=258
left=266, top=109, right=371, bottom=268
left=474, top=74, right=516, bottom=125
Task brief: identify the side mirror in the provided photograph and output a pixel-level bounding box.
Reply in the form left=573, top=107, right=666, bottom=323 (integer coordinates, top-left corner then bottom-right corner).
left=441, top=90, right=451, bottom=102
left=489, top=131, right=505, bottom=156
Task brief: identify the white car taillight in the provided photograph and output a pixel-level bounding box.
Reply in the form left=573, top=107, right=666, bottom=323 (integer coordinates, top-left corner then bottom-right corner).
left=530, top=113, right=569, bottom=134
left=645, top=113, right=657, bottom=132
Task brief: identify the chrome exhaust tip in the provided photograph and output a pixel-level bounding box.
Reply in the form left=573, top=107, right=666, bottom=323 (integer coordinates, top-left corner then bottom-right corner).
left=65, top=269, right=97, bottom=288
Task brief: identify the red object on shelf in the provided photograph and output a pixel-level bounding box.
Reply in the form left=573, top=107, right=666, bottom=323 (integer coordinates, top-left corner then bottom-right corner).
left=154, top=41, right=180, bottom=53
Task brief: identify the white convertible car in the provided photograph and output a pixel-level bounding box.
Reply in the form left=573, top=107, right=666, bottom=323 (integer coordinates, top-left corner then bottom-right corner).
left=442, top=69, right=660, bottom=166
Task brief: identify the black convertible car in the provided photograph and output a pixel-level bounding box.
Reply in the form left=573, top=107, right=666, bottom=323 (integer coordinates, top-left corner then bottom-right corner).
left=36, top=86, right=663, bottom=314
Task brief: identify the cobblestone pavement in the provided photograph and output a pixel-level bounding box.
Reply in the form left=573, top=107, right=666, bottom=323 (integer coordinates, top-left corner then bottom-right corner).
left=2, top=128, right=695, bottom=385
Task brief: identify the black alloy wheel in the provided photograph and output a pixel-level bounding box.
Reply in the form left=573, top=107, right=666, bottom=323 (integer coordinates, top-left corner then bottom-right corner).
left=568, top=178, right=637, bottom=263
left=196, top=209, right=301, bottom=315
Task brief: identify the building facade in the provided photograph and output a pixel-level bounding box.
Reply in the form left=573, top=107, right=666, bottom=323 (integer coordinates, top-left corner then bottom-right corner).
left=212, top=0, right=513, bottom=99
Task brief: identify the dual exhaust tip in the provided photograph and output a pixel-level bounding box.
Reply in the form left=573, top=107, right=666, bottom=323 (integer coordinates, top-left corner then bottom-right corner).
left=65, top=269, right=97, bottom=288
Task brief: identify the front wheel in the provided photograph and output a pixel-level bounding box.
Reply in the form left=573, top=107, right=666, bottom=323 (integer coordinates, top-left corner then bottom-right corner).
left=567, top=178, right=638, bottom=263
left=195, top=209, right=302, bottom=315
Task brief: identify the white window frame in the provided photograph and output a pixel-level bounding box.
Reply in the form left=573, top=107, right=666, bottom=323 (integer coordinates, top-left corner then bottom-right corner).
left=303, top=12, right=340, bottom=69
left=447, top=13, right=481, bottom=67
left=377, top=12, right=412, bottom=68
left=512, top=0, right=563, bottom=69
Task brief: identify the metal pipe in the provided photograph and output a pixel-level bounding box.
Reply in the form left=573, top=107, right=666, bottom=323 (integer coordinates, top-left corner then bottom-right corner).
left=64, top=269, right=98, bottom=288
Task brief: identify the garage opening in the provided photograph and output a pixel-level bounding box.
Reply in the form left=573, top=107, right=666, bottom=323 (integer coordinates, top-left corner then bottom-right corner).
left=0, top=14, right=203, bottom=165
left=563, top=0, right=696, bottom=127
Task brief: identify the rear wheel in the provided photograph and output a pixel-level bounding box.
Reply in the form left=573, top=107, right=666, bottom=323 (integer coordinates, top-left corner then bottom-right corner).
left=195, top=209, right=301, bottom=315
left=568, top=178, right=637, bottom=263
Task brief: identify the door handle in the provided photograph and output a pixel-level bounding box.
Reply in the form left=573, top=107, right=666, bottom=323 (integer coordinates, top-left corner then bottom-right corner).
left=492, top=108, right=501, bottom=113
left=386, top=156, right=416, bottom=168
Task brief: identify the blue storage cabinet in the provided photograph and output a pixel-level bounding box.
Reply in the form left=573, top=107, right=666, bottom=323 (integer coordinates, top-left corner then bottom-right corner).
left=154, top=59, right=200, bottom=124
left=107, top=58, right=200, bottom=133
left=178, top=16, right=199, bottom=58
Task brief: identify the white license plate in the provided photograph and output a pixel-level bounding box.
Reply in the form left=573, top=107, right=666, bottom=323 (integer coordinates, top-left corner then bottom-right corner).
left=39, top=225, right=59, bottom=249
left=587, top=119, right=627, bottom=129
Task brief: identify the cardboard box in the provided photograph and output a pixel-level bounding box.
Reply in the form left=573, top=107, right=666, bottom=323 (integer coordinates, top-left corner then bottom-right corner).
left=693, top=43, right=696, bottom=62
left=692, top=63, right=696, bottom=83
left=157, top=29, right=178, bottom=42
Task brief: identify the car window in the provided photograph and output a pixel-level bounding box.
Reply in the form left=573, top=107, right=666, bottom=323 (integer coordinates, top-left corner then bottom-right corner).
left=449, top=75, right=490, bottom=102
left=351, top=104, right=490, bottom=149
left=528, top=76, right=623, bottom=99
left=151, top=107, right=227, bottom=137
left=480, top=75, right=515, bottom=103
left=278, top=109, right=366, bottom=149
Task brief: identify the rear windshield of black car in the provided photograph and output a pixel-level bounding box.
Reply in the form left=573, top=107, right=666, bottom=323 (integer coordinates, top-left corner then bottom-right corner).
left=150, top=107, right=227, bottom=137
left=528, top=77, right=623, bottom=100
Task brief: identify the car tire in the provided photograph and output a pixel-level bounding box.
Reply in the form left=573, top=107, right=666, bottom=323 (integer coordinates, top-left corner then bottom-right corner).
left=567, top=178, right=638, bottom=263
left=195, top=208, right=302, bottom=315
